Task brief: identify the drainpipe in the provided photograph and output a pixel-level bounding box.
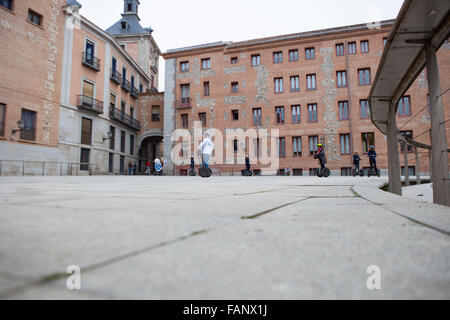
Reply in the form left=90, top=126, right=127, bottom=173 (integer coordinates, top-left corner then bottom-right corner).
left=345, top=41, right=354, bottom=158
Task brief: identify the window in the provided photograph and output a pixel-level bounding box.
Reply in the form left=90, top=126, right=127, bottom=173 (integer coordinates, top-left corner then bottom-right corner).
left=231, top=82, right=239, bottom=93
left=130, top=75, right=135, bottom=90
left=309, top=168, right=318, bottom=176
left=360, top=99, right=370, bottom=119
left=181, top=114, right=188, bottom=129
left=199, top=112, right=206, bottom=127
left=151, top=105, right=160, bottom=122
left=361, top=40, right=369, bottom=53
left=130, top=134, right=135, bottom=156
left=275, top=106, right=285, bottom=124
left=232, top=110, right=239, bottom=121
left=398, top=96, right=411, bottom=116
left=289, top=49, right=298, bottom=62
left=122, top=67, right=127, bottom=84
left=305, top=47, right=315, bottom=60
left=292, top=105, right=301, bottom=123
left=120, top=155, right=125, bottom=174
left=362, top=132, right=375, bottom=153
left=401, top=166, right=416, bottom=176
left=130, top=106, right=134, bottom=119
left=274, top=78, right=283, bottom=93
left=120, top=100, right=126, bottom=118
left=338, top=101, right=349, bottom=120
left=181, top=84, right=190, bottom=103
left=253, top=108, right=262, bottom=126
left=231, top=57, right=238, bottom=64
left=278, top=137, right=286, bottom=157
left=341, top=168, right=352, bottom=176
left=139, top=84, right=143, bottom=93
left=180, top=61, right=189, bottom=72
left=120, top=130, right=126, bottom=153
left=400, top=131, right=413, bottom=152
left=233, top=139, right=238, bottom=153
left=307, top=74, right=316, bottom=90
left=251, top=54, right=261, bottom=66
left=0, top=0, right=12, bottom=10
left=80, top=148, right=90, bottom=171
left=81, top=117, right=92, bottom=145
left=293, top=169, right=303, bottom=176
left=82, top=79, right=94, bottom=98
left=383, top=37, right=387, bottom=47
left=336, top=71, right=347, bottom=88
left=109, top=126, right=115, bottom=150
left=20, top=109, right=36, bottom=141
left=336, top=43, right=344, bottom=56
left=308, top=104, right=318, bottom=122
left=203, top=82, right=210, bottom=96
left=120, top=44, right=125, bottom=50
left=273, top=52, right=283, bottom=64
left=109, top=153, right=114, bottom=173
left=348, top=42, right=357, bottom=54
left=290, top=76, right=299, bottom=92
left=201, top=58, right=211, bottom=70
left=309, top=136, right=318, bottom=155
left=358, top=68, right=371, bottom=85
left=293, top=137, right=302, bottom=157
left=28, top=9, right=42, bottom=26
left=0, top=103, right=5, bottom=137
left=340, top=134, right=350, bottom=154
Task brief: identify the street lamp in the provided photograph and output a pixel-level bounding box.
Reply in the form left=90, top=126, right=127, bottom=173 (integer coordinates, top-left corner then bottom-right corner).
left=102, top=131, right=113, bottom=142
left=11, top=120, right=25, bottom=135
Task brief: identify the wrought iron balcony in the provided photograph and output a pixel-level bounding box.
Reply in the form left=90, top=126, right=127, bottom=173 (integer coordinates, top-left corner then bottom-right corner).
left=110, top=106, right=140, bottom=131
left=130, top=86, right=139, bottom=99
left=77, top=95, right=104, bottom=114
left=177, top=98, right=191, bottom=109
left=121, top=78, right=131, bottom=92
left=110, top=69, right=121, bottom=84
left=82, top=52, right=101, bottom=71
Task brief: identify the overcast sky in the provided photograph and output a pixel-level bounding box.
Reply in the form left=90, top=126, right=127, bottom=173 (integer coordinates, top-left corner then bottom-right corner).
left=79, top=0, right=404, bottom=91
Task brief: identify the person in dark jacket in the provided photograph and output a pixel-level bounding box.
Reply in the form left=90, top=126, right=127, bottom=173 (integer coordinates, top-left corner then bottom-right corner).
left=314, top=144, right=327, bottom=170
left=245, top=155, right=250, bottom=172
left=368, top=146, right=378, bottom=173
left=353, top=152, right=361, bottom=172
left=190, top=157, right=195, bottom=171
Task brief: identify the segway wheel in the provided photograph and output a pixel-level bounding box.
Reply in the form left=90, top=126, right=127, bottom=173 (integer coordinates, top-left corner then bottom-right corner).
left=249, top=171, right=253, bottom=177
left=367, top=170, right=372, bottom=177
left=352, top=170, right=357, bottom=177
left=359, top=171, right=364, bottom=177
left=199, top=167, right=209, bottom=178
left=317, top=170, right=323, bottom=178
left=323, top=168, right=331, bottom=178
left=189, top=170, right=196, bottom=176
left=207, top=168, right=212, bottom=177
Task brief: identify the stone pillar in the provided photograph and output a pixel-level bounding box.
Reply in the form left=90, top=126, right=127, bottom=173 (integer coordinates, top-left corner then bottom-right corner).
left=387, top=102, right=402, bottom=195
left=163, top=59, right=177, bottom=175
left=425, top=41, right=450, bottom=206
left=403, top=142, right=410, bottom=186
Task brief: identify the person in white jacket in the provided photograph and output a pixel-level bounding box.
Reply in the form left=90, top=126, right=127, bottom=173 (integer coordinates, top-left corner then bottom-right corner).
left=197, top=132, right=214, bottom=169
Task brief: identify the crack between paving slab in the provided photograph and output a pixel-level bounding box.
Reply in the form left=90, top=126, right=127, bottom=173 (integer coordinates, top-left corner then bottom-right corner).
left=352, top=187, right=450, bottom=236
left=233, top=186, right=296, bottom=196
left=241, top=197, right=312, bottom=219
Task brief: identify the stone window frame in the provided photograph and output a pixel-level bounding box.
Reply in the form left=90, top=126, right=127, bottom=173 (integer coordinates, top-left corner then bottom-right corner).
left=231, top=109, right=239, bottom=121
left=27, top=8, right=43, bottom=28
left=80, top=116, right=93, bottom=146
left=81, top=77, right=97, bottom=100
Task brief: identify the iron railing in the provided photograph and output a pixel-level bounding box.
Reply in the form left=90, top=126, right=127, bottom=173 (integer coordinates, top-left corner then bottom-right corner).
left=0, top=160, right=97, bottom=176
left=82, top=52, right=101, bottom=71
left=110, top=69, right=121, bottom=84
left=131, top=86, right=139, bottom=99
left=77, top=95, right=104, bottom=114
left=110, top=106, right=141, bottom=131
left=20, top=128, right=36, bottom=141
left=177, top=98, right=191, bottom=109
left=121, top=79, right=131, bottom=92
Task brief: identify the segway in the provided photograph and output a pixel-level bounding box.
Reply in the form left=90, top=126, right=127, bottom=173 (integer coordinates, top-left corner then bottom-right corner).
left=367, top=167, right=380, bottom=177
left=242, top=169, right=253, bottom=176
left=189, top=168, right=196, bottom=176
left=316, top=159, right=331, bottom=178
left=198, top=155, right=212, bottom=178
left=352, top=165, right=364, bottom=177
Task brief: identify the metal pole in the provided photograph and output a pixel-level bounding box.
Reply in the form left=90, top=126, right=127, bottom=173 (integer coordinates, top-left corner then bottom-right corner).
left=42, top=161, right=45, bottom=176
left=415, top=147, right=421, bottom=185
left=386, top=102, right=402, bottom=195
left=403, top=143, right=410, bottom=186
left=425, top=41, right=450, bottom=206
left=22, top=161, right=25, bottom=176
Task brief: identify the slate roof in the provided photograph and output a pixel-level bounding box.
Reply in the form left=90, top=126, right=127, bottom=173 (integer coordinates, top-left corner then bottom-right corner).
left=66, top=0, right=82, bottom=8
left=106, top=14, right=152, bottom=36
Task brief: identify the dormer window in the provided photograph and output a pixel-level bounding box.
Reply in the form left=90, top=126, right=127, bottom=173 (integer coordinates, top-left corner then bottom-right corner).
left=121, top=21, right=127, bottom=30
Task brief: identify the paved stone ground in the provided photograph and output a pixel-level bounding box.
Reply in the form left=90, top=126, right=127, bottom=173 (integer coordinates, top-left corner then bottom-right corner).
left=0, top=176, right=449, bottom=299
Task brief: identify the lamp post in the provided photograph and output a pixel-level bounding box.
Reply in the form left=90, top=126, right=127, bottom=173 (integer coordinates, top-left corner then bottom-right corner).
left=102, top=131, right=113, bottom=142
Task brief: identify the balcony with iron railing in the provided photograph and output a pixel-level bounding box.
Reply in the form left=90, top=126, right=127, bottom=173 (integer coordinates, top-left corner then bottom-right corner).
left=82, top=52, right=101, bottom=71
left=177, top=97, right=191, bottom=109
left=131, top=86, right=139, bottom=99
left=77, top=95, right=104, bottom=114
left=110, top=106, right=140, bottom=131
left=110, top=69, right=121, bottom=84
left=121, top=78, right=131, bottom=92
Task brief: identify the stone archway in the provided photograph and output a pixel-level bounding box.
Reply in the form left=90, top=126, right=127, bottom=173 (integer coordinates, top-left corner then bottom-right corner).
left=138, top=130, right=164, bottom=172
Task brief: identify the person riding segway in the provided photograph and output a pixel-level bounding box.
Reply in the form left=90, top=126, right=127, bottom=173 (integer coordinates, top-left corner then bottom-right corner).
left=367, top=146, right=380, bottom=177
left=314, top=143, right=330, bottom=177
left=243, top=154, right=253, bottom=176
left=352, top=152, right=363, bottom=177
left=197, top=132, right=213, bottom=178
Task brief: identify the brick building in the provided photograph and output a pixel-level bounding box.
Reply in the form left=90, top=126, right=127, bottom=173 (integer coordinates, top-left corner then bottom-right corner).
left=162, top=21, right=450, bottom=176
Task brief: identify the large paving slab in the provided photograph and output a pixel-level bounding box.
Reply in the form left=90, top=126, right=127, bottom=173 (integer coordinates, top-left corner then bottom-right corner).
left=0, top=176, right=448, bottom=299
